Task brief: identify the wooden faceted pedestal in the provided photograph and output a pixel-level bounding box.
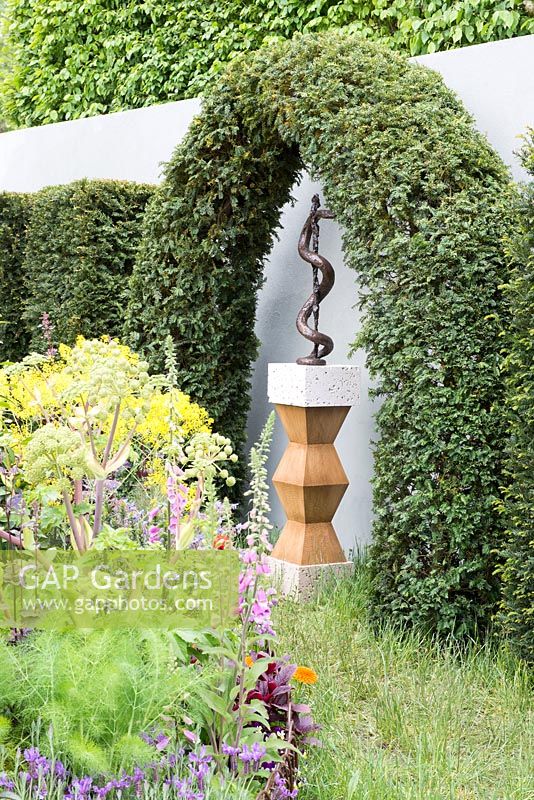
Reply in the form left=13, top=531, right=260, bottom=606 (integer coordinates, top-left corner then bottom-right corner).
left=267, top=363, right=359, bottom=599
left=272, top=404, right=349, bottom=565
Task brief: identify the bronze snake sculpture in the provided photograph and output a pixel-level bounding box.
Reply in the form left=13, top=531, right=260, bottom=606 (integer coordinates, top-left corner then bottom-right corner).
left=296, top=194, right=335, bottom=366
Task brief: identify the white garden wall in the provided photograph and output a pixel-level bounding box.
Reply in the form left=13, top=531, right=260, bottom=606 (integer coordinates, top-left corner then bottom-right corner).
left=1, top=35, right=533, bottom=554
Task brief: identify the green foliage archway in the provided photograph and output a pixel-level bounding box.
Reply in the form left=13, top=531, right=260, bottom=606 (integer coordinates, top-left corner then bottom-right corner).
left=126, top=32, right=513, bottom=634
left=499, top=132, right=534, bottom=662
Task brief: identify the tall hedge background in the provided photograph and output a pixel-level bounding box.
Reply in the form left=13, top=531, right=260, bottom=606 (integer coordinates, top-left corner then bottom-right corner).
left=0, top=180, right=153, bottom=360
left=499, top=131, right=534, bottom=662
left=0, top=191, right=30, bottom=361
left=125, top=32, right=514, bottom=636
left=0, top=0, right=533, bottom=128
left=23, top=180, right=153, bottom=351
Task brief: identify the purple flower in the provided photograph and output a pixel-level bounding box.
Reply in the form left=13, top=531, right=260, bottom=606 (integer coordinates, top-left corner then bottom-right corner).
left=40, top=312, right=57, bottom=359
left=273, top=772, right=298, bottom=799
left=132, top=767, right=145, bottom=798
left=250, top=742, right=267, bottom=769
left=0, top=773, right=15, bottom=791
left=147, top=525, right=162, bottom=545
left=221, top=744, right=240, bottom=757
left=140, top=729, right=169, bottom=750
left=238, top=742, right=266, bottom=774
left=250, top=588, right=276, bottom=636
left=54, top=761, right=67, bottom=781
left=66, top=776, right=93, bottom=800
left=221, top=743, right=240, bottom=773
left=256, top=557, right=271, bottom=576
left=23, top=747, right=50, bottom=779
left=183, top=729, right=199, bottom=745
left=155, top=733, right=170, bottom=751
left=188, top=747, right=211, bottom=790
left=166, top=466, right=188, bottom=545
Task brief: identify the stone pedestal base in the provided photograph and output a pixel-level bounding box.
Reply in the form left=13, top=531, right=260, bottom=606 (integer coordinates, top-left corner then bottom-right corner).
left=267, top=556, right=354, bottom=602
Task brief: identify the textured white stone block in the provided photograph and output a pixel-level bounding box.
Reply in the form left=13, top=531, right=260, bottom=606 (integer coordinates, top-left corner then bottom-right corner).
left=268, top=363, right=360, bottom=407
left=266, top=556, right=354, bottom=602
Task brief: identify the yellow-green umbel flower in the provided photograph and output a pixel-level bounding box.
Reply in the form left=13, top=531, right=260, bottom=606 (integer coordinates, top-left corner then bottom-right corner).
left=24, top=423, right=91, bottom=492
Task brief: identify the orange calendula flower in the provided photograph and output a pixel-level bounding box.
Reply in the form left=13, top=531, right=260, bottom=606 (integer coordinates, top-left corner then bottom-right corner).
left=213, top=533, right=231, bottom=550
left=245, top=655, right=254, bottom=667
left=293, top=666, right=318, bottom=685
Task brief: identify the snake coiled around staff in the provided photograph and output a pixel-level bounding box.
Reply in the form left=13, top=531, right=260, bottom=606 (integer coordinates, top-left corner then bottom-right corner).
left=296, top=195, right=335, bottom=366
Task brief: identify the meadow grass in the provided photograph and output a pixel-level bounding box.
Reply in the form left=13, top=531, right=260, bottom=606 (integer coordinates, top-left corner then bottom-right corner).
left=276, top=568, right=533, bottom=800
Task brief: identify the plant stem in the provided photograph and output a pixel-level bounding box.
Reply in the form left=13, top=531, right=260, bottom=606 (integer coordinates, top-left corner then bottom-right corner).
left=93, top=401, right=121, bottom=539
left=233, top=576, right=257, bottom=750
left=0, top=528, right=23, bottom=548
left=62, top=490, right=85, bottom=552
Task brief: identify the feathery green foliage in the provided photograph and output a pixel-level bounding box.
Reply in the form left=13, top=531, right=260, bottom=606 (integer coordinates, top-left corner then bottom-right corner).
left=22, top=180, right=153, bottom=352
left=0, top=630, right=195, bottom=772
left=126, top=31, right=513, bottom=633
left=0, top=192, right=31, bottom=362
left=498, top=130, right=534, bottom=663
left=0, top=0, right=533, bottom=128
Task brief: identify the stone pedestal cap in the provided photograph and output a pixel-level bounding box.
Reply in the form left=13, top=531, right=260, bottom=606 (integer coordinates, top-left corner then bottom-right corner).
left=268, top=363, right=360, bottom=407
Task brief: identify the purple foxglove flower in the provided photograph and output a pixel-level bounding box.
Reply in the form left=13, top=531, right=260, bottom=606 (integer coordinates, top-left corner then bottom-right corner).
left=183, top=729, right=199, bottom=745
left=256, top=559, right=271, bottom=576
left=155, top=733, right=170, bottom=751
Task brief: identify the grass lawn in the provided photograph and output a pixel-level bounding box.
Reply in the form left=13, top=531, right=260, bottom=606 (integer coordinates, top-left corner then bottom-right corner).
left=276, top=569, right=534, bottom=800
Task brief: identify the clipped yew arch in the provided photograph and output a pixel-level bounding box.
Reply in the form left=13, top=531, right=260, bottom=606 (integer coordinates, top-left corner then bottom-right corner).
left=126, top=32, right=513, bottom=634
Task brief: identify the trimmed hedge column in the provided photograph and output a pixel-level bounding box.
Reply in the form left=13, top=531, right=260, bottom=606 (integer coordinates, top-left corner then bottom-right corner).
left=126, top=32, right=513, bottom=633
left=0, top=192, right=31, bottom=362
left=23, top=180, right=153, bottom=351
left=499, top=132, right=534, bottom=662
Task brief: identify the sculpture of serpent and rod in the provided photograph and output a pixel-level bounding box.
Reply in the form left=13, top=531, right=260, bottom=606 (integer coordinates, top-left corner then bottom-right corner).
left=296, top=193, right=335, bottom=366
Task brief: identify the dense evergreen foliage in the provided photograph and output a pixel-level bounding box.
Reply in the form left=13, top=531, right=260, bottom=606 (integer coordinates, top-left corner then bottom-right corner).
left=125, top=31, right=513, bottom=633
left=0, top=0, right=532, bottom=128
left=23, top=180, right=153, bottom=352
left=499, top=132, right=534, bottom=662
left=0, top=191, right=31, bottom=361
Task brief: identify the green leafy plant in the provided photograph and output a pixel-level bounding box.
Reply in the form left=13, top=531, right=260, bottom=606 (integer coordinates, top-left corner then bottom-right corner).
left=0, top=193, right=31, bottom=362
left=126, top=31, right=514, bottom=635
left=0, top=629, right=194, bottom=773
left=498, top=130, right=534, bottom=663
left=0, top=336, right=238, bottom=554
left=21, top=180, right=153, bottom=353
left=0, top=415, right=305, bottom=798
left=0, top=0, right=533, bottom=128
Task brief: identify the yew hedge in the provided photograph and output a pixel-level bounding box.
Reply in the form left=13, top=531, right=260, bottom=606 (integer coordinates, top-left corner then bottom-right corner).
left=23, top=179, right=153, bottom=352
left=0, top=191, right=31, bottom=361
left=499, top=132, right=534, bottom=662
left=125, top=32, right=514, bottom=634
